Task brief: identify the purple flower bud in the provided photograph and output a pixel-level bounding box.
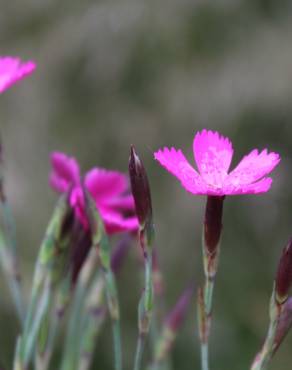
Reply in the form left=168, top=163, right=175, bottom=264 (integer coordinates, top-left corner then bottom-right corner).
left=204, top=196, right=224, bottom=255
left=129, top=146, right=152, bottom=227
left=110, top=234, right=132, bottom=274
left=275, top=238, right=292, bottom=304
left=165, top=286, right=193, bottom=332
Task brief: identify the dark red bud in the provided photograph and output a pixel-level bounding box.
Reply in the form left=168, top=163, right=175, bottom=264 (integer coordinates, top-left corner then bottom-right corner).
left=204, top=196, right=224, bottom=255
left=275, top=238, right=292, bottom=304
left=129, top=146, right=152, bottom=226
left=165, top=286, right=193, bottom=331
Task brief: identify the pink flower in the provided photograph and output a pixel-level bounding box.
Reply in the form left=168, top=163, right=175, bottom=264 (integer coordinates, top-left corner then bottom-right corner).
left=154, top=129, right=280, bottom=196
left=49, top=152, right=138, bottom=234
left=0, top=56, right=36, bottom=93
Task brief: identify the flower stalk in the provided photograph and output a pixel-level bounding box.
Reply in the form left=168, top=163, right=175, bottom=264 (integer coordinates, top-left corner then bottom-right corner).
left=0, top=139, right=25, bottom=325
left=198, top=195, right=224, bottom=370
left=85, top=189, right=122, bottom=370
left=129, top=146, right=155, bottom=370
left=15, top=194, right=72, bottom=370
left=251, top=239, right=292, bottom=370
left=148, top=287, right=192, bottom=370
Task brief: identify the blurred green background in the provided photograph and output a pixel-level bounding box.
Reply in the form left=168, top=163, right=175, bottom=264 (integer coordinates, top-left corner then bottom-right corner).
left=1, top=0, right=292, bottom=369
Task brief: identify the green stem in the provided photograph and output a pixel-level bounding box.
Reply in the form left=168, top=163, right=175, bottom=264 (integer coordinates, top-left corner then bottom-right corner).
left=251, top=293, right=280, bottom=370
left=134, top=334, right=146, bottom=370
left=113, top=319, right=122, bottom=370
left=201, top=342, right=209, bottom=370
left=0, top=224, right=24, bottom=326
left=61, top=281, right=87, bottom=370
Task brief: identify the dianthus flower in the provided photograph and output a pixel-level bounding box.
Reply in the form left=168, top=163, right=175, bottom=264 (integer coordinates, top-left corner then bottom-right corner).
left=0, top=56, right=36, bottom=93
left=154, top=129, right=280, bottom=196
left=154, top=129, right=281, bottom=369
left=50, top=152, right=138, bottom=234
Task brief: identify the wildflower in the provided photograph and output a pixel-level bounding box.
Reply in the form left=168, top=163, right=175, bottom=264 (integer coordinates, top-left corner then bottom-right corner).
left=0, top=56, right=36, bottom=93
left=49, top=152, right=138, bottom=234
left=154, top=129, right=280, bottom=196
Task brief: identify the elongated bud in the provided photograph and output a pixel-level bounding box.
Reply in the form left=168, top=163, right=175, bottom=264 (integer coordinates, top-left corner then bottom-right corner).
left=129, top=146, right=152, bottom=227
left=275, top=238, right=292, bottom=304
left=165, top=286, right=193, bottom=332
left=204, top=195, right=224, bottom=255
left=110, top=234, right=132, bottom=274
left=273, top=297, right=292, bottom=355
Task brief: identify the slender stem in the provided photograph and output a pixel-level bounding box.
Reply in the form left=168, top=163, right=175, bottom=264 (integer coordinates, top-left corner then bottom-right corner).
left=134, top=334, right=146, bottom=370
left=113, top=319, right=122, bottom=370
left=201, top=342, right=209, bottom=370
left=251, top=292, right=281, bottom=370
left=85, top=192, right=123, bottom=370
left=198, top=248, right=219, bottom=370
left=0, top=213, right=25, bottom=326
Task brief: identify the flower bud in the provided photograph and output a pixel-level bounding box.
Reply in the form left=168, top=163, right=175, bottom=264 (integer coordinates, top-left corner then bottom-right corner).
left=129, top=146, right=152, bottom=227
left=110, top=234, right=132, bottom=274
left=204, top=196, right=224, bottom=255
left=165, top=286, right=193, bottom=332
left=275, top=238, right=292, bottom=304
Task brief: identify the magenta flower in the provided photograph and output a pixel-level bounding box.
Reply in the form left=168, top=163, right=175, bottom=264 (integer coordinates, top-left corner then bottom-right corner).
left=50, top=152, right=138, bottom=234
left=0, top=57, right=36, bottom=93
left=154, top=129, right=280, bottom=196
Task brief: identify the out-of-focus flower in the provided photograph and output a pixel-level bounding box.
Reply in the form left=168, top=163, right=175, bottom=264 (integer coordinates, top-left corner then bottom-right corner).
left=0, top=56, right=36, bottom=93
left=154, top=129, right=280, bottom=196
left=165, top=286, right=193, bottom=331
left=49, top=152, right=138, bottom=234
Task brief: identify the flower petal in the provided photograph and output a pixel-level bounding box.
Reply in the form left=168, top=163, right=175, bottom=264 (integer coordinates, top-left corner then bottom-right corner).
left=50, top=152, right=80, bottom=192
left=154, top=147, right=207, bottom=194
left=226, top=149, right=280, bottom=186
left=223, top=177, right=273, bottom=195
left=85, top=168, right=128, bottom=201
left=104, top=194, right=135, bottom=210
left=193, top=130, right=233, bottom=187
left=101, top=212, right=139, bottom=234
left=0, top=57, right=36, bottom=93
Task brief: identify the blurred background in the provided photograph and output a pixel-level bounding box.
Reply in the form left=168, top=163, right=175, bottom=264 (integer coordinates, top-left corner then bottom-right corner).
left=1, top=0, right=292, bottom=369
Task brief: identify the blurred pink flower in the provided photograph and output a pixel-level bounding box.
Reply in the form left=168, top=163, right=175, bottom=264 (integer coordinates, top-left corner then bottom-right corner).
left=0, top=57, right=36, bottom=93
left=50, top=152, right=138, bottom=234
left=154, top=129, right=280, bottom=196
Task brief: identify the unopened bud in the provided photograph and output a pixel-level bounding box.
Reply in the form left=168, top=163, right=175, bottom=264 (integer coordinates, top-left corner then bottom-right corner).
left=204, top=196, right=224, bottom=255
left=129, top=146, right=152, bottom=227
left=275, top=238, right=292, bottom=304
left=165, top=286, right=193, bottom=332
left=110, top=234, right=132, bottom=274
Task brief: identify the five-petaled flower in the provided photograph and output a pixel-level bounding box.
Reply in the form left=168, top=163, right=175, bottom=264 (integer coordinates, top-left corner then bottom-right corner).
left=50, top=152, right=138, bottom=234
left=154, top=129, right=280, bottom=196
left=0, top=56, right=36, bottom=93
